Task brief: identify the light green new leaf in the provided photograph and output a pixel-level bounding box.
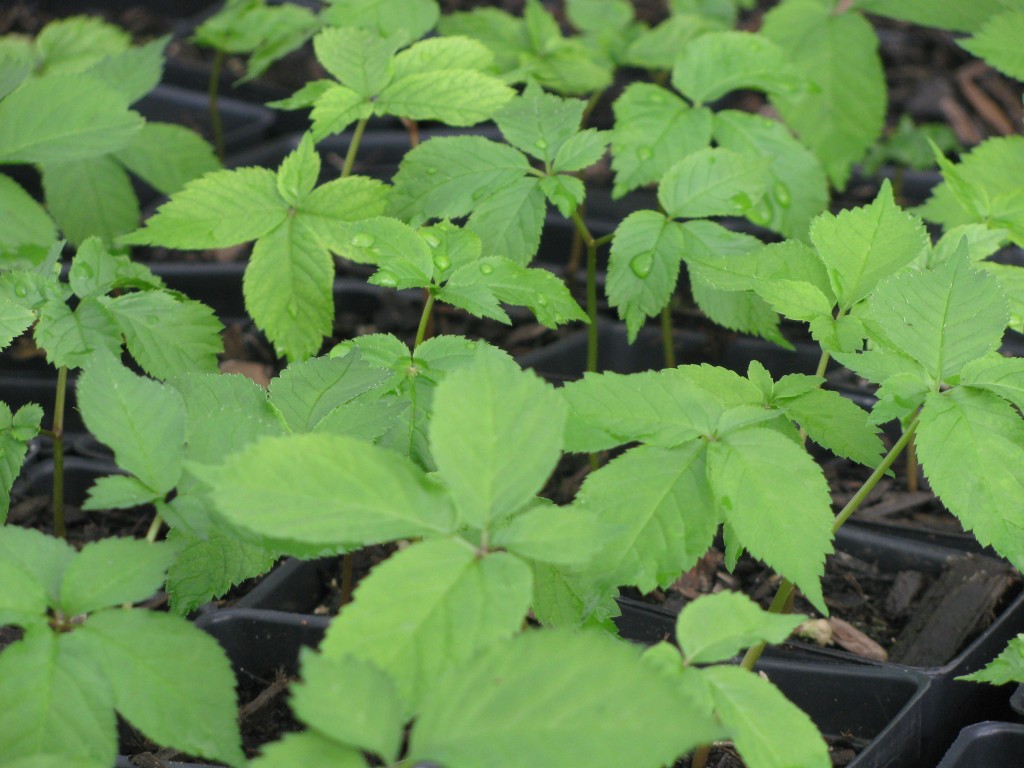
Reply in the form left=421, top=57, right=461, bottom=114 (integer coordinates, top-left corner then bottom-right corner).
left=0, top=402, right=42, bottom=522
left=538, top=172, right=585, bottom=218
left=553, top=128, right=609, bottom=174
left=0, top=172, right=58, bottom=255
left=960, top=10, right=1024, bottom=81
left=658, top=147, right=771, bottom=220
left=703, top=665, right=830, bottom=768
left=320, top=0, right=440, bottom=45
left=276, top=134, right=320, bottom=207
left=677, top=591, right=805, bottom=665
left=114, top=122, right=219, bottom=197
left=962, top=355, right=1024, bottom=412
left=313, top=26, right=396, bottom=98
left=320, top=539, right=532, bottom=710
left=916, top=388, right=1024, bottom=568
left=376, top=69, right=514, bottom=125
left=492, top=503, right=616, bottom=566
left=0, top=75, right=143, bottom=163
left=960, top=636, right=1024, bottom=684
left=0, top=526, right=74, bottom=606
left=333, top=216, right=434, bottom=289
left=82, top=474, right=162, bottom=511
left=40, top=155, right=138, bottom=246
left=78, top=610, right=244, bottom=767
left=762, top=0, right=885, bottom=188
left=270, top=353, right=391, bottom=433
left=250, top=731, right=369, bottom=768
left=465, top=176, right=546, bottom=265
left=409, top=629, right=713, bottom=768
left=430, top=353, right=565, bottom=528
left=119, top=166, right=285, bottom=249
left=103, top=291, right=223, bottom=379
left=778, top=387, right=884, bottom=467
left=0, top=628, right=116, bottom=765
left=309, top=83, right=373, bottom=141
left=389, top=135, right=530, bottom=222
left=865, top=252, right=1007, bottom=383
left=708, top=427, right=833, bottom=613
left=298, top=175, right=391, bottom=247
left=575, top=443, right=717, bottom=593
left=0, top=299, right=34, bottom=351
left=244, top=218, right=334, bottom=362
left=624, top=13, right=722, bottom=70
left=607, top=210, right=687, bottom=341
left=610, top=83, right=713, bottom=198
left=672, top=31, right=804, bottom=105
left=33, top=297, right=121, bottom=370
left=853, top=0, right=1014, bottom=33
left=59, top=538, right=175, bottom=616
left=292, top=651, right=405, bottom=763
left=391, top=35, right=493, bottom=80
left=76, top=353, right=186, bottom=493
left=494, top=84, right=586, bottom=164
left=206, top=433, right=454, bottom=546
left=34, top=16, right=129, bottom=74
left=810, top=180, right=930, bottom=310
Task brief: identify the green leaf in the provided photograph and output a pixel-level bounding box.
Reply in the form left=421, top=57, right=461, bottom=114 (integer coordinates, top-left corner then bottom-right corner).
left=334, top=216, right=434, bottom=289
left=76, top=354, right=186, bottom=493
left=59, top=539, right=175, bottom=615
left=0, top=526, right=74, bottom=606
left=0, top=299, right=34, bottom=352
left=309, top=84, right=373, bottom=141
left=707, top=427, right=833, bottom=613
left=82, top=474, right=162, bottom=511
left=865, top=252, right=1008, bottom=383
left=0, top=402, right=42, bottom=522
left=320, top=0, right=440, bottom=45
left=205, top=433, right=455, bottom=547
left=658, top=147, right=771, bottom=220
left=0, top=75, right=143, bottom=163
left=677, top=592, right=805, bottom=665
left=538, top=173, right=585, bottom=218
left=494, top=84, right=586, bottom=165
left=297, top=175, right=391, bottom=248
left=377, top=70, right=514, bottom=126
left=492, top=503, right=615, bottom=566
left=606, top=210, right=687, bottom=341
left=244, top=218, right=334, bottom=362
left=762, top=0, right=885, bottom=188
left=312, top=397, right=409, bottom=443
left=391, top=35, right=493, bottom=80
left=624, top=14, right=722, bottom=70
left=409, top=629, right=713, bottom=768
left=389, top=135, right=530, bottom=223
left=103, top=292, right=223, bottom=379
left=68, top=237, right=124, bottom=298
left=962, top=11, right=1024, bottom=80
left=465, top=176, right=546, bottom=266
left=34, top=17, right=129, bottom=73
left=574, top=443, right=717, bottom=592
left=0, top=556, right=48, bottom=621
left=531, top=562, right=620, bottom=630
left=33, top=297, right=121, bottom=370
left=81, top=36, right=166, bottom=103
left=916, top=388, right=1024, bottom=568
left=960, top=636, right=1024, bottom=684
left=777, top=387, right=884, bottom=467
left=810, top=180, right=930, bottom=309
left=292, top=651, right=405, bottom=763
left=0, top=627, right=116, bottom=765
left=553, top=128, right=609, bottom=174
left=270, top=353, right=391, bottom=433
left=610, top=83, right=713, bottom=198
left=672, top=31, right=804, bottom=104
left=249, top=732, right=369, bottom=768
left=430, top=354, right=565, bottom=528
left=119, top=166, right=285, bottom=249
left=320, top=539, right=533, bottom=710
left=115, top=122, right=219, bottom=197
left=0, top=173, right=58, bottom=255
left=313, top=26, right=396, bottom=98
left=962, top=355, right=1024, bottom=411
left=853, top=0, right=1014, bottom=33
left=77, top=610, right=244, bottom=766
left=702, top=665, right=830, bottom=768
left=275, top=134, right=319, bottom=207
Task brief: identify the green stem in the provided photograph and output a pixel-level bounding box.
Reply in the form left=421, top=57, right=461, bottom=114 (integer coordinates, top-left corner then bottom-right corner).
left=145, top=514, right=163, bottom=544
left=571, top=210, right=600, bottom=373
left=738, top=412, right=922, bottom=671
left=580, top=89, right=604, bottom=128
left=341, top=116, right=370, bottom=178
left=660, top=305, right=675, bottom=368
left=208, top=49, right=226, bottom=163
left=414, top=293, right=435, bottom=350
left=52, top=366, right=68, bottom=539
left=906, top=431, right=919, bottom=493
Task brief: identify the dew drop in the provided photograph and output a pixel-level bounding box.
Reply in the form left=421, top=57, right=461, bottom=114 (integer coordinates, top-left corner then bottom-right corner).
left=774, top=181, right=791, bottom=208
left=629, top=252, right=653, bottom=279
left=471, top=189, right=487, bottom=201
left=287, top=301, right=299, bottom=319
left=14, top=284, right=28, bottom=298
left=375, top=270, right=398, bottom=288
left=423, top=233, right=440, bottom=248
left=730, top=192, right=752, bottom=212
left=637, top=146, right=653, bottom=161
left=350, top=233, right=375, bottom=248
left=747, top=198, right=773, bottom=226
left=534, top=138, right=548, bottom=150
left=433, top=254, right=451, bottom=272
left=425, top=167, right=438, bottom=175
left=536, top=294, right=548, bottom=306
left=479, top=263, right=494, bottom=275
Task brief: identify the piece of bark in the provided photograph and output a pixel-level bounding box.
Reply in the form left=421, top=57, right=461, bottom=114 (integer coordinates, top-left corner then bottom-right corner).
left=855, top=491, right=933, bottom=522
left=889, top=555, right=1013, bottom=667
left=885, top=570, right=926, bottom=618
left=828, top=616, right=888, bottom=661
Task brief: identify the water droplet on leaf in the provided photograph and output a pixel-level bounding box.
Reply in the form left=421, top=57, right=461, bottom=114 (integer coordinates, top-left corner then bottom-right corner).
left=14, top=284, right=28, bottom=298
left=629, top=252, right=653, bottom=279
left=479, top=263, right=494, bottom=275
left=774, top=181, right=791, bottom=208
left=433, top=254, right=451, bottom=272
left=747, top=198, right=773, bottom=226
left=350, top=233, right=375, bottom=248
left=730, top=192, right=752, bottom=211
left=637, top=146, right=653, bottom=160
left=77, top=263, right=94, bottom=279
left=423, top=234, right=440, bottom=248
left=425, top=167, right=438, bottom=175
left=536, top=294, right=548, bottom=306
left=534, top=139, right=548, bottom=150
left=287, top=301, right=299, bottom=319
left=375, top=270, right=398, bottom=288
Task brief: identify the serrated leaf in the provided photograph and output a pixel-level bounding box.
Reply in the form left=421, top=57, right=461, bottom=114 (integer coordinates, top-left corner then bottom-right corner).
left=205, top=433, right=454, bottom=546
left=853, top=0, right=1013, bottom=33
left=962, top=355, right=1024, bottom=411
left=244, top=218, right=334, bottom=362
left=389, top=135, right=530, bottom=223
left=762, top=0, right=885, bottom=188
left=702, top=665, right=830, bottom=768
left=250, top=731, right=369, bottom=768
left=103, top=291, right=223, bottom=379
left=538, top=173, right=585, bottom=217
left=0, top=627, right=116, bottom=765
left=0, top=299, right=34, bottom=351
left=624, top=13, right=722, bottom=70
left=960, top=11, right=1024, bottom=79
left=76, top=354, right=186, bottom=493
left=41, top=155, right=138, bottom=246
left=33, top=297, right=121, bottom=370
left=810, top=180, right=930, bottom=309
left=778, top=388, right=884, bottom=467
left=575, top=443, right=717, bottom=592
left=553, top=128, right=608, bottom=174
left=81, top=35, right=165, bottom=104
left=607, top=210, right=686, bottom=341
left=960, top=636, right=1024, bottom=684
left=314, top=26, right=396, bottom=98
left=313, top=397, right=409, bottom=443
left=672, top=31, right=804, bottom=104
left=120, top=166, right=285, bottom=249
left=276, top=134, right=320, bottom=206
left=298, top=175, right=391, bottom=247
left=0, top=526, right=74, bottom=606
left=391, top=35, right=493, bottom=80
left=292, top=651, right=405, bottom=763
left=465, top=176, right=546, bottom=265
left=677, top=591, right=805, bottom=664
left=309, top=83, right=373, bottom=141
left=333, top=216, right=434, bottom=289
left=610, top=84, right=714, bottom=198
left=58, top=539, right=174, bottom=615
left=0, top=75, right=143, bottom=163
left=0, top=172, right=58, bottom=256
left=114, top=122, right=219, bottom=197
left=320, top=539, right=533, bottom=710
left=658, top=147, right=770, bottom=220
left=77, top=610, right=244, bottom=766
left=82, top=474, right=161, bottom=511
left=0, top=550, right=48, bottom=619
left=707, top=427, right=833, bottom=613
left=0, top=401, right=42, bottom=522
left=494, top=85, right=586, bottom=164
left=430, top=353, right=564, bottom=528
left=916, top=388, right=1024, bottom=568
left=35, top=17, right=129, bottom=73
left=320, top=0, right=440, bottom=45
left=67, top=237, right=122, bottom=298
left=377, top=69, right=514, bottom=126
left=409, top=629, right=713, bottom=768
left=492, top=503, right=615, bottom=566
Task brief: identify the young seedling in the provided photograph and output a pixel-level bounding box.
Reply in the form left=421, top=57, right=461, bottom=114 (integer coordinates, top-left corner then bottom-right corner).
left=0, top=526, right=244, bottom=767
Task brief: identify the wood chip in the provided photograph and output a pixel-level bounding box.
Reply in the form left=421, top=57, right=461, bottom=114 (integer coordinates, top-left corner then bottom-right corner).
left=855, top=491, right=934, bottom=521
left=828, top=616, right=888, bottom=661
left=885, top=570, right=926, bottom=618
left=220, top=359, right=272, bottom=387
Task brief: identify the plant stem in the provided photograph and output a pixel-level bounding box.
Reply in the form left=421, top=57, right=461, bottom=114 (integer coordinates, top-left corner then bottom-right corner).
left=52, top=366, right=68, bottom=539
left=660, top=305, right=675, bottom=368
left=341, top=116, right=370, bottom=178
left=905, top=431, right=919, bottom=493
left=414, top=293, right=436, bottom=350
left=571, top=210, right=600, bottom=373
left=340, top=552, right=355, bottom=606
left=208, top=49, right=226, bottom=162
left=145, top=514, right=163, bottom=544
left=737, top=412, right=922, bottom=672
